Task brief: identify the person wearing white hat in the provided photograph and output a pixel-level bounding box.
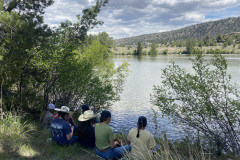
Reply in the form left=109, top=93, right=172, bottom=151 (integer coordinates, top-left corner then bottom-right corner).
left=41, top=103, right=55, bottom=129
left=50, top=106, right=78, bottom=145
left=77, top=110, right=97, bottom=148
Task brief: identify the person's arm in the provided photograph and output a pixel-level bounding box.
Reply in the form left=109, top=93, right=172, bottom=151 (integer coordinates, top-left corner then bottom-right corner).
left=110, top=140, right=119, bottom=148
left=66, top=126, right=74, bottom=140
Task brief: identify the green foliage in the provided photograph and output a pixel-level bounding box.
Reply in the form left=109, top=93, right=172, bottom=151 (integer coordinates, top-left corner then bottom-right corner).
left=204, top=34, right=211, bottom=46
left=151, top=54, right=240, bottom=156
left=217, top=33, right=224, bottom=43
left=186, top=39, right=195, bottom=54
left=207, top=49, right=231, bottom=54
left=198, top=40, right=204, bottom=47
left=136, top=41, right=143, bottom=55
left=0, top=1, right=53, bottom=110
left=127, top=45, right=132, bottom=50
left=193, top=48, right=203, bottom=54
left=149, top=42, right=158, bottom=55
left=162, top=49, right=168, bottom=54
left=0, top=0, right=129, bottom=113
left=225, top=36, right=233, bottom=46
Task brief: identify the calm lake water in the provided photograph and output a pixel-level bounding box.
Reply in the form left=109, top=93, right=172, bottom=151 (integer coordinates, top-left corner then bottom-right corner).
left=109, top=54, right=240, bottom=139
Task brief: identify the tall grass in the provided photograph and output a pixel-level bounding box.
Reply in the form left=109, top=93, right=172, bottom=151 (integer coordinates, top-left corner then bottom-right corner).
left=0, top=112, right=36, bottom=158
left=0, top=112, right=100, bottom=159
left=116, top=131, right=214, bottom=160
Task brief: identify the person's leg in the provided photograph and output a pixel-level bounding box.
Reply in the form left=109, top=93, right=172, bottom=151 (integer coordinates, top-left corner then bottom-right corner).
left=96, top=149, right=107, bottom=159
left=69, top=136, right=78, bottom=144
left=73, top=125, right=77, bottom=134
left=113, top=145, right=131, bottom=158
left=96, top=148, right=115, bottom=160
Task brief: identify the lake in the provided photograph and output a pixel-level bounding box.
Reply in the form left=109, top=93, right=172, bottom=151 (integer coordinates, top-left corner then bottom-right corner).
left=108, top=54, right=240, bottom=139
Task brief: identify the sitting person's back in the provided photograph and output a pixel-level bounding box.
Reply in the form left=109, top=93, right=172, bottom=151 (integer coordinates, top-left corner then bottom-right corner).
left=77, top=110, right=97, bottom=148
left=41, top=103, right=55, bottom=129
left=128, top=116, right=156, bottom=160
left=95, top=110, right=131, bottom=159
left=50, top=106, right=78, bottom=145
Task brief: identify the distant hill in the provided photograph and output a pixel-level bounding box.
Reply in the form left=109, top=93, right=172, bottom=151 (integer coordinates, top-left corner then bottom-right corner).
left=114, top=16, right=240, bottom=46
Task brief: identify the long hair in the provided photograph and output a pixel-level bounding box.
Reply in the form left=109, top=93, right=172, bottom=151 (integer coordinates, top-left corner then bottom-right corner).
left=77, top=119, right=92, bottom=139
left=136, top=116, right=147, bottom=138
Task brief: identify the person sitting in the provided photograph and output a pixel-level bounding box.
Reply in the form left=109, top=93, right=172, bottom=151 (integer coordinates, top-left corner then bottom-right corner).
left=127, top=116, right=156, bottom=160
left=40, top=103, right=55, bottom=129
left=77, top=110, right=97, bottom=148
left=50, top=106, right=78, bottom=145
left=81, top=104, right=100, bottom=124
left=95, top=110, right=131, bottom=159
left=54, top=107, right=77, bottom=134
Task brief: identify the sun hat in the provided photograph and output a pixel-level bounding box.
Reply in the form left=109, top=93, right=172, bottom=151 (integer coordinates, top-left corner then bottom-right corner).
left=55, top=106, right=70, bottom=113
left=55, top=106, right=74, bottom=117
left=78, top=110, right=97, bottom=121
left=101, top=110, right=111, bottom=118
left=48, top=103, right=55, bottom=110
left=81, top=104, right=90, bottom=111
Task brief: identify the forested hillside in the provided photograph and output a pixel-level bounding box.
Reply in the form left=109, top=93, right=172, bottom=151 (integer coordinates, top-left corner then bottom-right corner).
left=115, top=16, right=240, bottom=46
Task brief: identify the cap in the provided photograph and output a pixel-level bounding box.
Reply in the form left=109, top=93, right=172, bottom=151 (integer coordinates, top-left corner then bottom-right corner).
left=81, top=104, right=90, bottom=111
left=48, top=103, right=55, bottom=110
left=101, top=110, right=111, bottom=118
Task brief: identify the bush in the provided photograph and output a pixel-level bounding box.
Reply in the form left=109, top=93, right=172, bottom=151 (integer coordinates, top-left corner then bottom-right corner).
left=162, top=49, right=168, bottom=54
left=151, top=54, right=240, bottom=156
left=206, top=49, right=230, bottom=54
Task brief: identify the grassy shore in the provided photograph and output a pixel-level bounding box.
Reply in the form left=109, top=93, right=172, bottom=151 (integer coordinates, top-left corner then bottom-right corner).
left=0, top=112, right=99, bottom=160
left=0, top=112, right=239, bottom=160
left=113, top=45, right=240, bottom=55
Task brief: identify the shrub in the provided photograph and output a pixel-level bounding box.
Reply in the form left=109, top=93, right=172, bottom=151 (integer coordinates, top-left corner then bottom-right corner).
left=151, top=54, right=240, bottom=156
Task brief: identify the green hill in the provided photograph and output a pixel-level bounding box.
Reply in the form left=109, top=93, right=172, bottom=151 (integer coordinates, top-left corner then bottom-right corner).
left=114, top=16, right=240, bottom=46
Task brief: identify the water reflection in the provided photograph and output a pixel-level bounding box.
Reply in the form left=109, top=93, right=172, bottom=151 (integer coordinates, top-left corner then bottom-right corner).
left=110, top=54, right=240, bottom=139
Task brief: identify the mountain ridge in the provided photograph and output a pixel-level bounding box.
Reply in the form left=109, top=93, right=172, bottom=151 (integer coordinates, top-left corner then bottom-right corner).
left=114, top=16, right=240, bottom=46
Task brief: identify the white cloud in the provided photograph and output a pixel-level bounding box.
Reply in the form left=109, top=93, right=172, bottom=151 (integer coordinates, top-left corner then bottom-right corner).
left=43, top=0, right=240, bottom=39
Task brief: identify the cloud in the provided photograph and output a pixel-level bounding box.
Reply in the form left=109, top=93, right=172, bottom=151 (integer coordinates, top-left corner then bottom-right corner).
left=43, top=0, right=240, bottom=39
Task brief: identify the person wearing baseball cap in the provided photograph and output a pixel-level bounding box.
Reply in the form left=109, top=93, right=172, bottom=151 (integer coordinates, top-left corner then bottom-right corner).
left=41, top=103, right=55, bottom=129
left=50, top=106, right=78, bottom=145
left=95, top=110, right=131, bottom=159
left=81, top=104, right=90, bottom=113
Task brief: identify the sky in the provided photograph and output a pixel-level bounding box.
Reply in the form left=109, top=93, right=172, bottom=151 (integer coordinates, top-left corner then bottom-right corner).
left=43, top=0, right=240, bottom=39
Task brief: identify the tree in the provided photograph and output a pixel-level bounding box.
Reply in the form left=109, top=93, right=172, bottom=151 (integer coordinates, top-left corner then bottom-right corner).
left=216, top=33, right=224, bottom=43
left=162, top=49, right=168, bottom=54
left=186, top=39, right=195, bottom=54
left=97, top=32, right=114, bottom=48
left=0, top=0, right=54, bottom=111
left=225, top=36, right=233, bottom=46
left=198, top=40, right=204, bottom=48
left=151, top=54, right=240, bottom=156
left=149, top=42, right=158, bottom=55
left=1, top=0, right=129, bottom=113
left=204, top=34, right=211, bottom=46
left=136, top=41, right=143, bottom=55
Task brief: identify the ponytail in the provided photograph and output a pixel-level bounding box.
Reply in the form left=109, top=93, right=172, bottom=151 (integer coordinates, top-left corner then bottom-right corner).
left=136, top=122, right=141, bottom=138
left=136, top=116, right=147, bottom=138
